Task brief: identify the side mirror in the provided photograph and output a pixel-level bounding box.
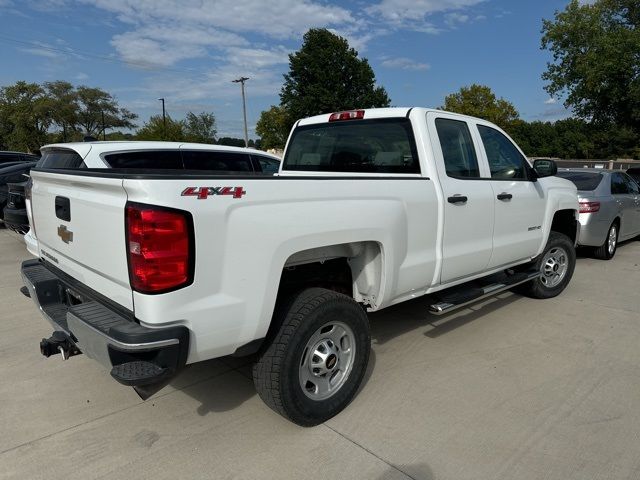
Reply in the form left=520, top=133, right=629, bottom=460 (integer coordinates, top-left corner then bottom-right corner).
left=532, top=159, right=557, bottom=179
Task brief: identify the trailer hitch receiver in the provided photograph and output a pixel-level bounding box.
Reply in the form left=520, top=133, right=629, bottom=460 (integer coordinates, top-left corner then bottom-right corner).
left=40, top=331, right=81, bottom=360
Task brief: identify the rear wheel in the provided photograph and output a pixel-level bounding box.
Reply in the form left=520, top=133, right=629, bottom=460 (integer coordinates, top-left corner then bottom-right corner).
left=253, top=288, right=370, bottom=426
left=515, top=232, right=576, bottom=299
left=593, top=221, right=618, bottom=260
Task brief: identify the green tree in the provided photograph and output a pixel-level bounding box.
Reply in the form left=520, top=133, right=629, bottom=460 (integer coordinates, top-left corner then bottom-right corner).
left=280, top=28, right=390, bottom=128
left=256, top=105, right=290, bottom=150
left=75, top=86, right=137, bottom=137
left=441, top=84, right=520, bottom=130
left=44, top=81, right=79, bottom=142
left=0, top=81, right=51, bottom=152
left=136, top=114, right=186, bottom=141
left=541, top=0, right=640, bottom=132
left=216, top=137, right=247, bottom=147
left=184, top=112, right=217, bottom=144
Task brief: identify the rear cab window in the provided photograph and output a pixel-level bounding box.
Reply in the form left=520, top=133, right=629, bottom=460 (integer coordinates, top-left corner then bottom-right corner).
left=38, top=149, right=86, bottom=169
left=104, top=150, right=256, bottom=173
left=283, top=118, right=420, bottom=174
left=182, top=151, right=253, bottom=172
left=104, top=150, right=183, bottom=169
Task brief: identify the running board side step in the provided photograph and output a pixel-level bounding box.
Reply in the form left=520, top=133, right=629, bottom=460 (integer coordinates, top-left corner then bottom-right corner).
left=428, top=270, right=540, bottom=316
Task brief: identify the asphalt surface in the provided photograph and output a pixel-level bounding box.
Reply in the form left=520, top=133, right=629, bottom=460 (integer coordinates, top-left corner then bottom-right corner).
left=1, top=227, right=640, bottom=480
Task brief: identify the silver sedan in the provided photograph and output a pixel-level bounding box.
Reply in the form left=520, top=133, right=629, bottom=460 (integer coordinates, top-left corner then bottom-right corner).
left=556, top=169, right=640, bottom=259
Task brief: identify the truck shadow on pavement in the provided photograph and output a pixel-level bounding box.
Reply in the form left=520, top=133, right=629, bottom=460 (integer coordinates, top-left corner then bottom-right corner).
left=369, top=291, right=523, bottom=344
left=170, top=292, right=522, bottom=418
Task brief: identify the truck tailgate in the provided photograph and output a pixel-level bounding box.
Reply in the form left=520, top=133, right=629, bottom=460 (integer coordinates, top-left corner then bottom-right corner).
left=30, top=170, right=133, bottom=310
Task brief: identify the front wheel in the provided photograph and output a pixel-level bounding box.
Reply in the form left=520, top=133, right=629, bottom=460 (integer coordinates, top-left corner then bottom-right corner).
left=516, top=232, right=576, bottom=299
left=253, top=288, right=371, bottom=426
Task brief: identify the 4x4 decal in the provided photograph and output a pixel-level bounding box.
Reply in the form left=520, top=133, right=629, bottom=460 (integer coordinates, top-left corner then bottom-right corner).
left=181, top=186, right=246, bottom=199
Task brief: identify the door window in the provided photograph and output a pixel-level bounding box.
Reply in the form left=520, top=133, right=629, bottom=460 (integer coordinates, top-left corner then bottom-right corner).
left=478, top=126, right=527, bottom=180
left=434, top=118, right=480, bottom=178
left=611, top=173, right=630, bottom=194
left=254, top=155, right=280, bottom=174
left=622, top=173, right=639, bottom=194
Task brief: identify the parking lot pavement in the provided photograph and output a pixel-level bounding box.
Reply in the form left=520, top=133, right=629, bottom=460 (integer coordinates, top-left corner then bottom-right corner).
left=1, top=228, right=639, bottom=480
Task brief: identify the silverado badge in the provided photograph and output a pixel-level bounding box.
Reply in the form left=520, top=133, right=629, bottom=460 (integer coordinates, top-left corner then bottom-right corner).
left=57, top=225, right=74, bottom=244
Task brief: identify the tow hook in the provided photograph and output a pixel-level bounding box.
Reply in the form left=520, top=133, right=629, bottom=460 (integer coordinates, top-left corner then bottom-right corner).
left=40, top=331, right=80, bottom=360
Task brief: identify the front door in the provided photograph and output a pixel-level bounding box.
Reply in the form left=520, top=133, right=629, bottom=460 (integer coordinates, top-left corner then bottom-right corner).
left=474, top=124, right=546, bottom=268
left=427, top=113, right=495, bottom=284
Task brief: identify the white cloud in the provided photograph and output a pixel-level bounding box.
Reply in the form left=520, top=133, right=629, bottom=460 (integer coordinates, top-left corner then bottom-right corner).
left=79, top=0, right=354, bottom=39
left=381, top=57, right=430, bottom=71
left=75, top=72, right=89, bottom=80
left=366, top=0, right=485, bottom=31
left=445, top=12, right=469, bottom=27
left=544, top=97, right=557, bottom=105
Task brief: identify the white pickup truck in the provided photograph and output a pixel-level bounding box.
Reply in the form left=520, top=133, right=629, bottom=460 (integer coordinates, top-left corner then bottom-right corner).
left=21, top=108, right=579, bottom=426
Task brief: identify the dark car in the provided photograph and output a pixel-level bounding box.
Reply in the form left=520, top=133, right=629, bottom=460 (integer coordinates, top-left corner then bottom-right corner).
left=626, top=167, right=640, bottom=185
left=0, top=162, right=36, bottom=225
left=0, top=151, right=40, bottom=165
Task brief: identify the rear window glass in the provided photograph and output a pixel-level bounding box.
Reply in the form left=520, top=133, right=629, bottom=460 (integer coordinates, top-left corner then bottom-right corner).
left=38, top=150, right=86, bottom=169
left=105, top=150, right=183, bottom=169
left=283, top=118, right=420, bottom=174
left=556, top=171, right=603, bottom=191
left=182, top=151, right=253, bottom=172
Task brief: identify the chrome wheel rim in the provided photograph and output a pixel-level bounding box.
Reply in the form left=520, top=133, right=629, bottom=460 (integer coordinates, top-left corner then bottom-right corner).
left=299, top=321, right=356, bottom=401
left=608, top=225, right=617, bottom=255
left=540, top=246, right=569, bottom=288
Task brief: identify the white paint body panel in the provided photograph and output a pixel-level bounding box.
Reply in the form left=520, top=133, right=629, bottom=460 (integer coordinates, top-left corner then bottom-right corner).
left=29, top=110, right=578, bottom=364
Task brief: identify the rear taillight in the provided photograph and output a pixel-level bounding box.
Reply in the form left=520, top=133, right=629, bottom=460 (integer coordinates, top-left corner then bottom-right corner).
left=125, top=202, right=194, bottom=294
left=329, top=110, right=365, bottom=122
left=579, top=201, right=600, bottom=213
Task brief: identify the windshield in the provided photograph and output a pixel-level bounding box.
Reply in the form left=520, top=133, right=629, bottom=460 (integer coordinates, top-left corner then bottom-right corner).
left=556, top=171, right=603, bottom=191
left=283, top=118, right=420, bottom=174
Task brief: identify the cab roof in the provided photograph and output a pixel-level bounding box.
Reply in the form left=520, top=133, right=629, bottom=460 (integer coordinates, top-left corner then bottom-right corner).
left=40, top=141, right=279, bottom=160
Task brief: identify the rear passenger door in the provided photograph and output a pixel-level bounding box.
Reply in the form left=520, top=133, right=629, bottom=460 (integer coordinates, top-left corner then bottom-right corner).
left=427, top=112, right=495, bottom=283
left=623, top=174, right=640, bottom=234
left=474, top=123, right=546, bottom=268
left=611, top=172, right=638, bottom=239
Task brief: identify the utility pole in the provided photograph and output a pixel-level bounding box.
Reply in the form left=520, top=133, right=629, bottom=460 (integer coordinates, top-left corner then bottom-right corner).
left=158, top=97, right=166, bottom=140
left=232, top=77, right=250, bottom=147
left=101, top=110, right=106, bottom=140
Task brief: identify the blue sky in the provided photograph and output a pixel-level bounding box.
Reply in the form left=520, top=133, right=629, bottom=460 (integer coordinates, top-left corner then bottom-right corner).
left=0, top=0, right=577, bottom=139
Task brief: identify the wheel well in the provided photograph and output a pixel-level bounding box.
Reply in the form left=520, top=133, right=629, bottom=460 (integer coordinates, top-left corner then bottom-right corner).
left=278, top=258, right=353, bottom=297
left=277, top=241, right=383, bottom=307
left=551, top=209, right=578, bottom=244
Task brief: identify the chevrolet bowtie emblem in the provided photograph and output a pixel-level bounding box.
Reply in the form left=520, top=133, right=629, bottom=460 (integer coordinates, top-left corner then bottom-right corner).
left=57, top=225, right=73, bottom=244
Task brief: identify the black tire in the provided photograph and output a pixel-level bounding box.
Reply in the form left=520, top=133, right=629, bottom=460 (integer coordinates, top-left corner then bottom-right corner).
left=515, top=232, right=576, bottom=299
left=593, top=221, right=618, bottom=260
left=253, top=288, right=370, bottom=426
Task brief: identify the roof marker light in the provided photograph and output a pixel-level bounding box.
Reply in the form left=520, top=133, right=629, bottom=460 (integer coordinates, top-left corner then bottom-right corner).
left=328, top=110, right=365, bottom=122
